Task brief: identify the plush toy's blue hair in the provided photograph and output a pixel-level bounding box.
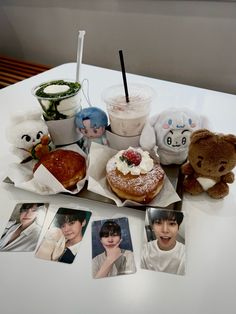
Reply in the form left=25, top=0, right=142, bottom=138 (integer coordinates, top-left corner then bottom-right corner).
left=75, top=107, right=108, bottom=129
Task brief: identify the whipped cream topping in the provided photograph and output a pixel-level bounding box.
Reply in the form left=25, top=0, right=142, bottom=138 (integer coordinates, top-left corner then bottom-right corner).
left=114, top=147, right=154, bottom=175
left=43, top=84, right=70, bottom=94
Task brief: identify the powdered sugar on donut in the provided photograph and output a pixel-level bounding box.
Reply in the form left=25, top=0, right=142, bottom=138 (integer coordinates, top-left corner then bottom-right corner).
left=106, top=160, right=165, bottom=203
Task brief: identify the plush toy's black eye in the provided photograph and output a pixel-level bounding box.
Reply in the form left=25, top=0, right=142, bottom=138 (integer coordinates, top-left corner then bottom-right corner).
left=219, top=166, right=225, bottom=172
left=21, top=134, right=31, bottom=142
left=197, top=156, right=203, bottom=168
left=167, top=137, right=172, bottom=145
left=197, top=160, right=202, bottom=168
left=36, top=131, right=43, bottom=140
left=219, top=161, right=227, bottom=172
left=182, top=137, right=186, bottom=145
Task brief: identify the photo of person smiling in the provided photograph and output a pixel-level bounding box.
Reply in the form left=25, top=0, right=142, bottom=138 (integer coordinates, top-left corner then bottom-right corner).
left=141, top=209, right=185, bottom=276
left=92, top=218, right=136, bottom=279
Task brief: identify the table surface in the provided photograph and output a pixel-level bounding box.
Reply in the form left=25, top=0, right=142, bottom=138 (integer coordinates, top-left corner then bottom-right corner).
left=0, top=63, right=236, bottom=314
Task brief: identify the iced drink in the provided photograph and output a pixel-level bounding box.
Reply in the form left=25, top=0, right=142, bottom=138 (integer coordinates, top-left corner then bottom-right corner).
left=32, top=79, right=81, bottom=120
left=102, top=83, right=153, bottom=137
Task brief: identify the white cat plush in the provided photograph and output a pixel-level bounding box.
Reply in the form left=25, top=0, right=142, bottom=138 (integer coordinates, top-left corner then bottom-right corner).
left=6, top=110, right=52, bottom=161
left=140, top=107, right=208, bottom=165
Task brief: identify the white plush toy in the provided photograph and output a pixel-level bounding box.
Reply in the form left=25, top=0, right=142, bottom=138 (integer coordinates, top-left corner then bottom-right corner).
left=6, top=110, right=53, bottom=162
left=139, top=107, right=208, bottom=165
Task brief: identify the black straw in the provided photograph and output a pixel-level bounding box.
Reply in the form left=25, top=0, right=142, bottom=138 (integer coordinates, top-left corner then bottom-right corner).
left=119, top=50, right=129, bottom=103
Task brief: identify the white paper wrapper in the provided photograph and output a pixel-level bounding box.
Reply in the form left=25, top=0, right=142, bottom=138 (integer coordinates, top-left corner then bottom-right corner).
left=5, top=144, right=87, bottom=195
left=87, top=142, right=181, bottom=207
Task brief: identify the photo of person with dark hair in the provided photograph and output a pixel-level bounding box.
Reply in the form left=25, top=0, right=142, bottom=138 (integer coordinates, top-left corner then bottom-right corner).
left=141, top=208, right=185, bottom=276
left=0, top=203, right=48, bottom=252
left=92, top=218, right=136, bottom=279
left=35, top=207, right=91, bottom=264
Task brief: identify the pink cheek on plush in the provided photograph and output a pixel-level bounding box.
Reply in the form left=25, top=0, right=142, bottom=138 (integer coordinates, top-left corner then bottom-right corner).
left=190, top=123, right=196, bottom=128
left=162, top=123, right=170, bottom=129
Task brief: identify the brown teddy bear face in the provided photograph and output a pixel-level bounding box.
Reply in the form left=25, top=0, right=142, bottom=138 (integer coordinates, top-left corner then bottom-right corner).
left=188, top=135, right=236, bottom=177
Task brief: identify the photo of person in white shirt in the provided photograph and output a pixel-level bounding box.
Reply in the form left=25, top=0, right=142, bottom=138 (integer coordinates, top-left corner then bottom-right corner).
left=0, top=203, right=47, bottom=252
left=92, top=218, right=136, bottom=279
left=141, top=208, right=185, bottom=276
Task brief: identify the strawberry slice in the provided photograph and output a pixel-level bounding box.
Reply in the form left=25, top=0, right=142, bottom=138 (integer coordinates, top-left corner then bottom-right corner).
left=120, top=149, right=142, bottom=166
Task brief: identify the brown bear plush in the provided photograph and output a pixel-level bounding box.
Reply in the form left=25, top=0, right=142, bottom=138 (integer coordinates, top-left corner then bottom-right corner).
left=181, top=129, right=236, bottom=199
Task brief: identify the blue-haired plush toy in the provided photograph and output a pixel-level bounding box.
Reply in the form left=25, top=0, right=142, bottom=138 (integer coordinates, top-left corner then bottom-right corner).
left=75, top=107, right=108, bottom=153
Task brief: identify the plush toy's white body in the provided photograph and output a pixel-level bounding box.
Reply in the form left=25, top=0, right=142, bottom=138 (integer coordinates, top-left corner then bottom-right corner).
left=6, top=111, right=50, bottom=160
left=140, top=107, right=208, bottom=165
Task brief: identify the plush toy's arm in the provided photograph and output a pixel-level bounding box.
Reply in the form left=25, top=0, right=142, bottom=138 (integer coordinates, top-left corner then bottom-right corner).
left=181, top=162, right=194, bottom=175
left=222, top=171, right=235, bottom=184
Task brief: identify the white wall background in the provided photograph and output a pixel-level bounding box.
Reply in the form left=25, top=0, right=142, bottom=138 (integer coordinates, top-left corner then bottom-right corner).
left=1, top=0, right=236, bottom=94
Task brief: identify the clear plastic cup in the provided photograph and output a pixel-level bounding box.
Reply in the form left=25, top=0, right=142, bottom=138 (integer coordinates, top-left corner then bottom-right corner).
left=32, top=79, right=82, bottom=120
left=102, top=83, right=154, bottom=137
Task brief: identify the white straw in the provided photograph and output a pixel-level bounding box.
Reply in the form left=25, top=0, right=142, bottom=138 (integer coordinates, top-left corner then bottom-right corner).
left=76, top=30, right=86, bottom=82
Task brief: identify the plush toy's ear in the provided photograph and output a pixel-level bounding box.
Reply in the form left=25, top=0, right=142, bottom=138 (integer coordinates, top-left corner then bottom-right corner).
left=200, top=115, right=211, bottom=129
left=149, top=113, right=159, bottom=127
left=222, top=134, right=236, bottom=148
left=190, top=129, right=214, bottom=144
left=139, top=120, right=156, bottom=151
left=10, top=110, right=42, bottom=124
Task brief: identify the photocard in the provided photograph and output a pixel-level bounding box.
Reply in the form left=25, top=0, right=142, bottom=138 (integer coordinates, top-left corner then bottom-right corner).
left=35, top=207, right=91, bottom=264
left=92, top=217, right=136, bottom=279
left=141, top=208, right=186, bottom=276
left=0, top=203, right=48, bottom=252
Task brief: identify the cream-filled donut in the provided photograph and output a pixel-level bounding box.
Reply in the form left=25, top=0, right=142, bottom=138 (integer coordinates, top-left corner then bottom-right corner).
left=106, top=147, right=164, bottom=203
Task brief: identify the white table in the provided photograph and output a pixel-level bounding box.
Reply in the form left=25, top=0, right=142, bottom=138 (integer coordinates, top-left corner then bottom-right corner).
left=0, top=63, right=236, bottom=314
